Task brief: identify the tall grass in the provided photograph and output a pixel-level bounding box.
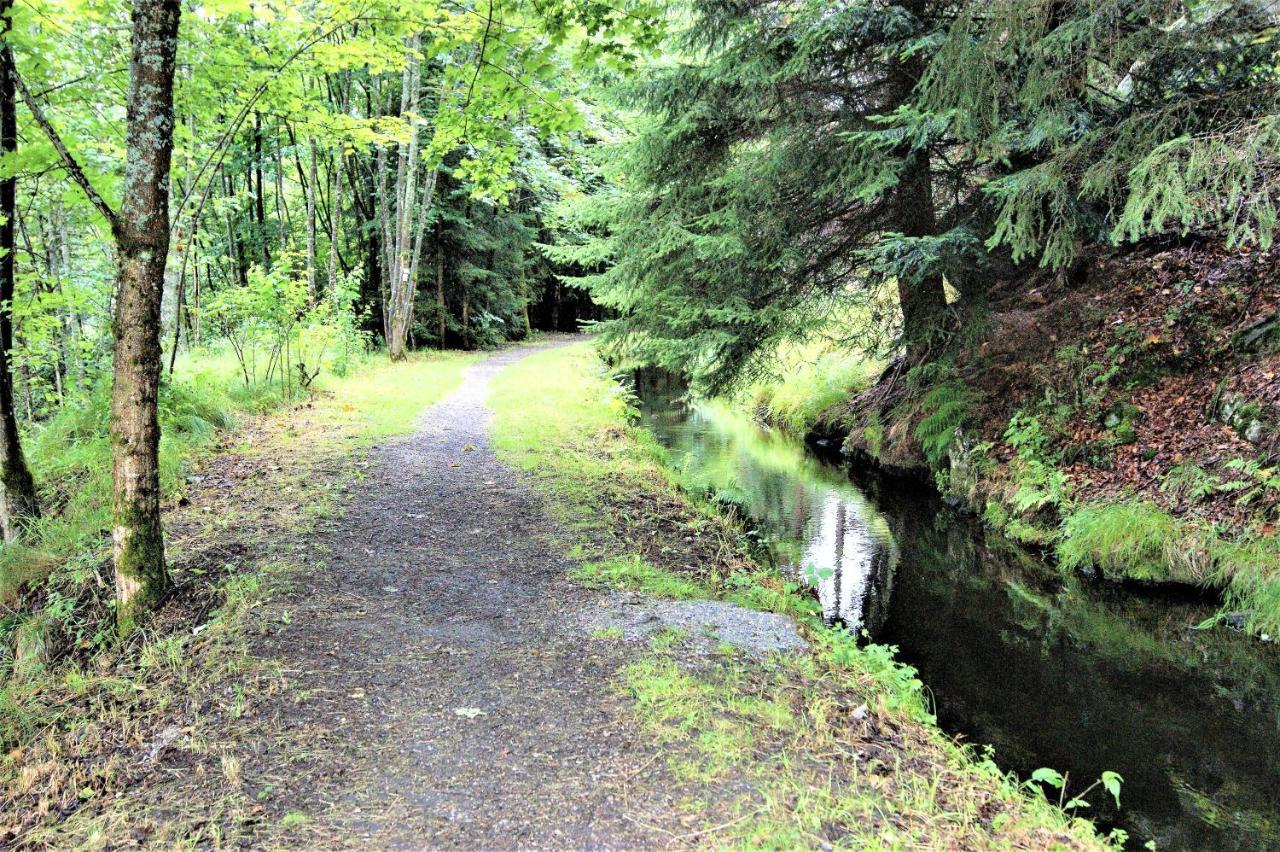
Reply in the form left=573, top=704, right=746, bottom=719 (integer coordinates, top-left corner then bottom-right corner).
left=739, top=343, right=879, bottom=433
left=1058, top=499, right=1280, bottom=635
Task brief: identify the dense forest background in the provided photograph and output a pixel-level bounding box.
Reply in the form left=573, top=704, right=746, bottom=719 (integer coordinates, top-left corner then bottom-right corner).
left=0, top=0, right=1278, bottom=663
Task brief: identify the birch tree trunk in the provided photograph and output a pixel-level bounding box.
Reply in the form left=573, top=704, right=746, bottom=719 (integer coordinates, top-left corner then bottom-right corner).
left=386, top=35, right=422, bottom=361
left=110, top=0, right=181, bottom=631
left=0, top=3, right=40, bottom=541
left=306, top=139, right=318, bottom=299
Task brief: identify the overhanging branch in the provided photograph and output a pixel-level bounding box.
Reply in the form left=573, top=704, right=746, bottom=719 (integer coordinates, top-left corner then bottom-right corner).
left=13, top=68, right=120, bottom=232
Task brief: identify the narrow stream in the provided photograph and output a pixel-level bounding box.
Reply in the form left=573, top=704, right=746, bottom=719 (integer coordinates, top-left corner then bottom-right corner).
left=635, top=373, right=1280, bottom=850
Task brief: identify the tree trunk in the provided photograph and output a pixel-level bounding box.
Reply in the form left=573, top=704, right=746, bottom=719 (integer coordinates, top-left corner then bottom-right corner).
left=891, top=3, right=948, bottom=361
left=892, top=144, right=948, bottom=361
left=306, top=139, right=318, bottom=300
left=328, top=148, right=341, bottom=298
left=253, top=112, right=268, bottom=267
left=461, top=290, right=470, bottom=350
left=519, top=262, right=532, bottom=338
left=110, top=0, right=181, bottom=631
left=274, top=130, right=288, bottom=250
left=435, top=230, right=446, bottom=348
left=386, top=36, right=422, bottom=360
left=0, top=9, right=40, bottom=541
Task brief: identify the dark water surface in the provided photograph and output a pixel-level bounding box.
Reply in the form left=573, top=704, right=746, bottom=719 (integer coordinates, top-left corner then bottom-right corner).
left=636, top=376, right=1280, bottom=850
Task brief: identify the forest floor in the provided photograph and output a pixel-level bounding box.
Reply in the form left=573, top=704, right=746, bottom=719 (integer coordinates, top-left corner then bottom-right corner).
left=4, top=336, right=1102, bottom=849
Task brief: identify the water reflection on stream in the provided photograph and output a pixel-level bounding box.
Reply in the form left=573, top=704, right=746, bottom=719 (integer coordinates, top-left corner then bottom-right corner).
left=636, top=372, right=1280, bottom=851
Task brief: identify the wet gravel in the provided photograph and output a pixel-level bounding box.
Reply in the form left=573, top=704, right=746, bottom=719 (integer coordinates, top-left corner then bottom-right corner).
left=584, top=592, right=808, bottom=655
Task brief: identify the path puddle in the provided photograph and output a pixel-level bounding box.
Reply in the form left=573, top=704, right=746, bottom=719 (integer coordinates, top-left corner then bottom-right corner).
left=635, top=370, right=1280, bottom=850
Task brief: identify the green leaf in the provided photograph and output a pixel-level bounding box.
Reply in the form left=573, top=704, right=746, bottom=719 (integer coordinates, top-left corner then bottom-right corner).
left=1101, top=771, right=1123, bottom=807
left=1030, top=767, right=1064, bottom=788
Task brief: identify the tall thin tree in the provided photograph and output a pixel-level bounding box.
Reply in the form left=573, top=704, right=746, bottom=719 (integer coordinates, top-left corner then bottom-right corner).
left=109, top=0, right=182, bottom=628
left=21, top=0, right=182, bottom=627
left=0, top=0, right=40, bottom=542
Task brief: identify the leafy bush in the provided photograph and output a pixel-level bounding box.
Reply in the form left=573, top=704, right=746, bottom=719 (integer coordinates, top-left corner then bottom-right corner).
left=1004, top=413, right=1072, bottom=513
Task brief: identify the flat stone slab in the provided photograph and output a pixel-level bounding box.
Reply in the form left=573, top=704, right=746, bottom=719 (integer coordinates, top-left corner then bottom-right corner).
left=586, top=591, right=808, bottom=655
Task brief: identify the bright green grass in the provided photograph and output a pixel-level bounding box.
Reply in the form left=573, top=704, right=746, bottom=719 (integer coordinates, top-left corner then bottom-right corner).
left=739, top=342, right=881, bottom=433
left=1056, top=499, right=1280, bottom=635
left=489, top=340, right=676, bottom=543
left=1057, top=501, right=1199, bottom=583
left=308, top=350, right=475, bottom=441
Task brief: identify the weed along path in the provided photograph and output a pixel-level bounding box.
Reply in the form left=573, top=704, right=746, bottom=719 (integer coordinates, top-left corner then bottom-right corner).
left=248, top=338, right=796, bottom=847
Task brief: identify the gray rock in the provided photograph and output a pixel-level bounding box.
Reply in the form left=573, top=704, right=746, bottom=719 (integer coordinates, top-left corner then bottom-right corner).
left=585, top=591, right=808, bottom=656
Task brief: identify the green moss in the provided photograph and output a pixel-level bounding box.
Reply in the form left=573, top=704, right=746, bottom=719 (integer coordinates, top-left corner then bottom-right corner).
left=112, top=506, right=170, bottom=635
left=1112, top=420, right=1137, bottom=445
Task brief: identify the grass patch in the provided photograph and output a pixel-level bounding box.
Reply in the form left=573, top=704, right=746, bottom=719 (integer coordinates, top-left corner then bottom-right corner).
left=1057, top=499, right=1280, bottom=636
left=489, top=341, right=752, bottom=582
left=1057, top=501, right=1205, bottom=583
left=623, top=628, right=1105, bottom=848
left=739, top=342, right=880, bottom=433
left=571, top=555, right=707, bottom=599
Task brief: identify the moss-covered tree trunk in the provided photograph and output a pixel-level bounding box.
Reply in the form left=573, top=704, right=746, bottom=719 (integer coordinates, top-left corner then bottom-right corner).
left=0, top=2, right=40, bottom=542
left=110, top=0, right=181, bottom=631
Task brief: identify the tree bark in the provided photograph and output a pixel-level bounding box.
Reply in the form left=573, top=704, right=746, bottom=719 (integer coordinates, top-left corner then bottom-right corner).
left=253, top=112, right=268, bottom=267
left=306, top=138, right=318, bottom=300
left=519, top=262, right=532, bottom=338
left=110, top=0, right=181, bottom=631
left=893, top=145, right=948, bottom=359
left=0, top=5, right=40, bottom=541
left=435, top=228, right=446, bottom=348
left=891, top=1, right=948, bottom=360
left=386, top=36, right=423, bottom=360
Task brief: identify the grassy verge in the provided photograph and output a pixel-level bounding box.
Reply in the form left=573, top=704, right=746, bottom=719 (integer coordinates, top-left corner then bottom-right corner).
left=489, top=342, right=1110, bottom=848
left=738, top=341, right=881, bottom=434
left=1, top=349, right=473, bottom=846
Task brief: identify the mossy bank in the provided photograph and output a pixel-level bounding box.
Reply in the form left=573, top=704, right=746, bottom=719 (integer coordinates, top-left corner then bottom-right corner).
left=810, top=242, right=1280, bottom=637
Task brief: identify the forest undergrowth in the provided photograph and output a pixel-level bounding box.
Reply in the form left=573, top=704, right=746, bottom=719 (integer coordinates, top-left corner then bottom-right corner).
left=0, top=350, right=472, bottom=846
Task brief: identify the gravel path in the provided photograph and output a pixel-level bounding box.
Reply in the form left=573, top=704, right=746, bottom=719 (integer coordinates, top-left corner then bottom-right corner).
left=252, top=340, right=803, bottom=849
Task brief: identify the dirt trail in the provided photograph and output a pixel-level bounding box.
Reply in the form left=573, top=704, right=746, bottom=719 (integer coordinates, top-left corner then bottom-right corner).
left=251, top=340, right=703, bottom=848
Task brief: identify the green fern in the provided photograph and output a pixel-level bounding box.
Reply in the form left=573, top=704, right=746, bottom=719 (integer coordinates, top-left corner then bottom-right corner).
left=915, top=382, right=977, bottom=467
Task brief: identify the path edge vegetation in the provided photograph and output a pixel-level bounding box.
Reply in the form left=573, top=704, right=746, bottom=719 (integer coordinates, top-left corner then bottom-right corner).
left=489, top=341, right=1116, bottom=848
left=0, top=350, right=474, bottom=845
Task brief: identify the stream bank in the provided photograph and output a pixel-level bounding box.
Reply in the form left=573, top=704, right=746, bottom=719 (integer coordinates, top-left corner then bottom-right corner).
left=491, top=343, right=1105, bottom=848
left=804, top=241, right=1280, bottom=636
left=633, top=369, right=1280, bottom=850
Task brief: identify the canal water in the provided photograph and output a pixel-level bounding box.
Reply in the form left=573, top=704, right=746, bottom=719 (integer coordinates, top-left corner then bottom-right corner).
left=635, top=376, right=1280, bottom=850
